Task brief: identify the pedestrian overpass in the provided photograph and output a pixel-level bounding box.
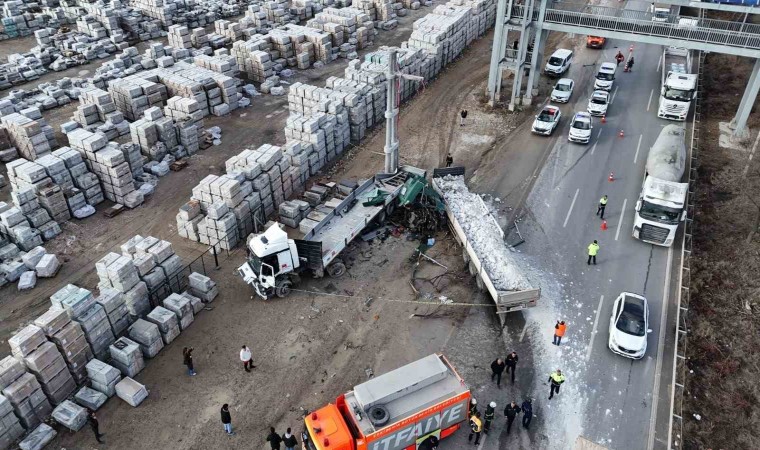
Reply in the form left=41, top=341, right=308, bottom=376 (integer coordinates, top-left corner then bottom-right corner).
left=487, top=0, right=760, bottom=135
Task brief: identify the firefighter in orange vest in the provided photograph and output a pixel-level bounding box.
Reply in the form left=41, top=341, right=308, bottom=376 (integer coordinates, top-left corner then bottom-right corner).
left=553, top=321, right=567, bottom=346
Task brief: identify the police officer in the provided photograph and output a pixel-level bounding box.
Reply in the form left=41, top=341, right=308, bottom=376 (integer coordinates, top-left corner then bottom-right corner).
left=468, top=411, right=483, bottom=445
left=587, top=240, right=600, bottom=265
left=503, top=401, right=521, bottom=435
left=596, top=195, right=608, bottom=219
left=548, top=370, right=565, bottom=400
left=521, top=399, right=533, bottom=429
left=483, top=401, right=496, bottom=433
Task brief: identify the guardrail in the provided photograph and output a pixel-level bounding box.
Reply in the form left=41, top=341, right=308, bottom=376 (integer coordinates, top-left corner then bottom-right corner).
left=667, top=49, right=704, bottom=450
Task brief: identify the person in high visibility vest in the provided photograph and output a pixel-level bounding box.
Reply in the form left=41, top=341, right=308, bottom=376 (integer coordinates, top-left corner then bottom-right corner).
left=483, top=401, right=496, bottom=433
left=548, top=370, right=565, bottom=400
left=468, top=411, right=483, bottom=445
left=553, top=320, right=567, bottom=346
left=596, top=195, right=608, bottom=219
left=587, top=240, right=600, bottom=265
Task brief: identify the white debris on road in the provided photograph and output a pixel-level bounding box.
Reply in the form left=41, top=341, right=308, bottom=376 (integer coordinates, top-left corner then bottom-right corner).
left=435, top=175, right=531, bottom=291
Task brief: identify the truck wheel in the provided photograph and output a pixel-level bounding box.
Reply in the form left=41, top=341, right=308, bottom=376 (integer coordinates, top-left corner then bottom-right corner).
left=275, top=280, right=292, bottom=298
left=367, top=405, right=390, bottom=427
left=326, top=262, right=346, bottom=277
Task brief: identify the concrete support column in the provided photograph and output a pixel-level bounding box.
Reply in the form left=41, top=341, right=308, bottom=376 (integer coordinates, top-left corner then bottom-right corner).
left=384, top=49, right=399, bottom=174
left=488, top=0, right=509, bottom=105
left=731, top=58, right=760, bottom=138
left=525, top=0, right=548, bottom=102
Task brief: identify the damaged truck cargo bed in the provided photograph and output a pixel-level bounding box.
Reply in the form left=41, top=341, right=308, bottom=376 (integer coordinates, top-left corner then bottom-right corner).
left=432, top=169, right=540, bottom=313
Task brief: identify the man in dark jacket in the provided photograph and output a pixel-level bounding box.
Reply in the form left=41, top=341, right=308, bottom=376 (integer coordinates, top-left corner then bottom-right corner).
left=267, top=426, right=283, bottom=450
left=505, top=352, right=519, bottom=384
left=88, top=411, right=104, bottom=443
left=221, top=404, right=234, bottom=435
left=490, top=358, right=506, bottom=388
left=503, top=401, right=521, bottom=435
left=521, top=399, right=533, bottom=429
left=282, top=427, right=298, bottom=450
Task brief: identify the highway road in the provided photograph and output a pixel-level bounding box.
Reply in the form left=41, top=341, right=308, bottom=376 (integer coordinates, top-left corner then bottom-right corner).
left=470, top=24, right=686, bottom=450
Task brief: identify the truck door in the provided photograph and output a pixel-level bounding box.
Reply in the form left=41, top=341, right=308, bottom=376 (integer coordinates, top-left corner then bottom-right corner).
left=260, top=261, right=276, bottom=288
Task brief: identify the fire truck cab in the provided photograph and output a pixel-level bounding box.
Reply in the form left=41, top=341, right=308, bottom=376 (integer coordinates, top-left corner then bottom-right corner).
left=304, top=354, right=471, bottom=450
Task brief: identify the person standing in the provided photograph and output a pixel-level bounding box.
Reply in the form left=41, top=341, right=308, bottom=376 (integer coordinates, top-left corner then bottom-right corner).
left=88, top=411, right=104, bottom=444
left=615, top=51, right=624, bottom=66
left=267, top=426, right=283, bottom=450
left=240, top=345, right=255, bottom=372
left=490, top=358, right=506, bottom=388
left=587, top=240, right=600, bottom=265
left=548, top=370, right=565, bottom=400
left=460, top=109, right=468, bottom=126
left=504, top=401, right=521, bottom=434
left=505, top=352, right=518, bottom=384
left=445, top=153, right=454, bottom=168
left=483, top=401, right=496, bottom=434
left=282, top=427, right=298, bottom=450
left=469, top=398, right=479, bottom=417
left=468, top=411, right=482, bottom=445
left=596, top=195, right=608, bottom=219
left=521, top=399, right=533, bottom=429
left=553, top=321, right=567, bottom=346
left=221, top=404, right=234, bottom=435
left=183, top=347, right=196, bottom=376
left=627, top=56, right=635, bottom=71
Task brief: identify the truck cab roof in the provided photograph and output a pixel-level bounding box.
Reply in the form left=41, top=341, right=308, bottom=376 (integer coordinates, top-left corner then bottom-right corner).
left=666, top=72, right=698, bottom=90
left=643, top=177, right=688, bottom=206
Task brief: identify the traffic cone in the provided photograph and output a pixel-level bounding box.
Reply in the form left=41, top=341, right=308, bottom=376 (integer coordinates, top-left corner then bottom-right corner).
left=609, top=172, right=615, bottom=182
left=601, top=220, right=608, bottom=231
left=601, top=115, right=606, bottom=124
left=619, top=129, right=624, bottom=138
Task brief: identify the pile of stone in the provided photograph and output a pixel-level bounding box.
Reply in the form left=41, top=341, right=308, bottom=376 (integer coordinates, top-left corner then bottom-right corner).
left=132, top=0, right=179, bottom=28
left=129, top=106, right=179, bottom=161
left=0, top=236, right=56, bottom=289
left=95, top=252, right=151, bottom=320
left=109, top=337, right=145, bottom=378
left=20, top=339, right=76, bottom=406
left=263, top=0, right=295, bottom=27
left=231, top=36, right=278, bottom=81
left=167, top=24, right=193, bottom=50
left=17, top=423, right=56, bottom=450
left=108, top=75, right=170, bottom=122
left=193, top=54, right=239, bottom=78
left=114, top=377, right=148, bottom=407
left=213, top=19, right=242, bottom=42
left=51, top=285, right=116, bottom=361
left=96, top=288, right=132, bottom=337
left=307, top=7, right=375, bottom=54
left=51, top=400, right=88, bottom=431
left=0, top=54, right=47, bottom=89
left=5, top=157, right=72, bottom=225
left=127, top=319, right=164, bottom=359
left=283, top=82, right=351, bottom=157
left=0, top=112, right=55, bottom=160
left=120, top=235, right=184, bottom=294
left=0, top=392, right=24, bottom=449
left=271, top=24, right=333, bottom=67
left=163, top=293, right=194, bottom=330
left=73, top=386, right=107, bottom=411
left=0, top=77, right=84, bottom=119
left=277, top=199, right=312, bottom=229
left=66, top=128, right=142, bottom=207
left=188, top=272, right=219, bottom=302
left=85, top=359, right=121, bottom=397
left=163, top=95, right=205, bottom=130
left=34, top=307, right=93, bottom=384
left=146, top=306, right=181, bottom=344
left=4, top=330, right=54, bottom=428
left=69, top=87, right=130, bottom=138
left=52, top=146, right=106, bottom=208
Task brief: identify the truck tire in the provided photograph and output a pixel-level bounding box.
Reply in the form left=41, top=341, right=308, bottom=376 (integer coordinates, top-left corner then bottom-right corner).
left=326, top=261, right=346, bottom=277
left=367, top=405, right=390, bottom=427
left=275, top=280, right=292, bottom=298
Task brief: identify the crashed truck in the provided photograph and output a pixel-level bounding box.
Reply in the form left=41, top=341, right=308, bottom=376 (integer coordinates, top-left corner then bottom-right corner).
left=432, top=168, right=540, bottom=313
left=303, top=354, right=471, bottom=450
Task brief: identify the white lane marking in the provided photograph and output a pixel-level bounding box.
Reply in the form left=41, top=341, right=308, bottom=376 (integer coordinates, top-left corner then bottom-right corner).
left=634, top=134, right=643, bottom=163
left=647, top=245, right=675, bottom=450
left=656, top=53, right=663, bottom=73
left=563, top=188, right=580, bottom=228
left=590, top=142, right=598, bottom=155
left=611, top=86, right=619, bottom=104
left=597, top=129, right=603, bottom=140
left=585, top=294, right=606, bottom=361
left=742, top=130, right=760, bottom=177
left=520, top=321, right=530, bottom=342
left=615, top=198, right=628, bottom=241
left=647, top=89, right=654, bottom=111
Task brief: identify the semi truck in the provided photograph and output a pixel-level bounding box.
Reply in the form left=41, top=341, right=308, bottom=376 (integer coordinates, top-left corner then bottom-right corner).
left=657, top=47, right=698, bottom=121
left=633, top=125, right=689, bottom=247
left=431, top=168, right=540, bottom=313
left=237, top=166, right=426, bottom=299
left=303, top=354, right=471, bottom=450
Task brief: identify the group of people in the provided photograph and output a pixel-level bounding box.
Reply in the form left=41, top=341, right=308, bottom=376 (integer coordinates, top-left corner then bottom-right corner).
left=467, top=397, right=534, bottom=445
left=615, top=50, right=635, bottom=71
left=181, top=345, right=257, bottom=376
left=221, top=405, right=300, bottom=450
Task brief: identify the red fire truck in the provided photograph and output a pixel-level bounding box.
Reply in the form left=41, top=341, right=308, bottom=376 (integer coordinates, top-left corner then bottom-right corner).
left=304, top=354, right=471, bottom=450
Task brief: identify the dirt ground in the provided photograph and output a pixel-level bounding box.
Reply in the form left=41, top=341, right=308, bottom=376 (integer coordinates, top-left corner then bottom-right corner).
left=682, top=52, right=760, bottom=449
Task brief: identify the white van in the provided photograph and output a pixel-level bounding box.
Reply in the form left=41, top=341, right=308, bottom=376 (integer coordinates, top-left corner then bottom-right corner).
left=544, top=49, right=573, bottom=77
left=594, top=62, right=616, bottom=91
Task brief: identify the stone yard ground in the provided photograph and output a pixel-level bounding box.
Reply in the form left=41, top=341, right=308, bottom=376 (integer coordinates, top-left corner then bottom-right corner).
left=0, top=5, right=573, bottom=448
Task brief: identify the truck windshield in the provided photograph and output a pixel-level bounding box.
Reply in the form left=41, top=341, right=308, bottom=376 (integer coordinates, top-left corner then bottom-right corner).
left=640, top=201, right=681, bottom=224
left=664, top=87, right=692, bottom=102
left=248, top=255, right=262, bottom=273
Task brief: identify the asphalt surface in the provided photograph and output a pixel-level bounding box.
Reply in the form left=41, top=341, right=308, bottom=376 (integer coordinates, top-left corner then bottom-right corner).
left=469, top=29, right=687, bottom=450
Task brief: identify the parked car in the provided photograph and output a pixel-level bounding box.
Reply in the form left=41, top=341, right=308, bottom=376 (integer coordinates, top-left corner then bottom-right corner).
left=532, top=106, right=562, bottom=135
left=551, top=78, right=575, bottom=103
left=608, top=292, right=650, bottom=359
left=544, top=49, right=573, bottom=77
left=568, top=112, right=593, bottom=144
left=587, top=90, right=610, bottom=116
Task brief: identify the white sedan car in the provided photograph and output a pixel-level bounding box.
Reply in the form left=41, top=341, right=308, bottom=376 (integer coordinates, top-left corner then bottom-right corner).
left=568, top=112, right=592, bottom=144
left=551, top=78, right=574, bottom=103
left=587, top=90, right=610, bottom=117
left=608, top=292, right=649, bottom=359
left=531, top=106, right=562, bottom=136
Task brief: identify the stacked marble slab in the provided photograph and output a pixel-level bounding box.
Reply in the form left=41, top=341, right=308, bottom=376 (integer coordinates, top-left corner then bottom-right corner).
left=34, top=307, right=93, bottom=385
left=51, top=285, right=115, bottom=361
left=95, top=252, right=151, bottom=320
